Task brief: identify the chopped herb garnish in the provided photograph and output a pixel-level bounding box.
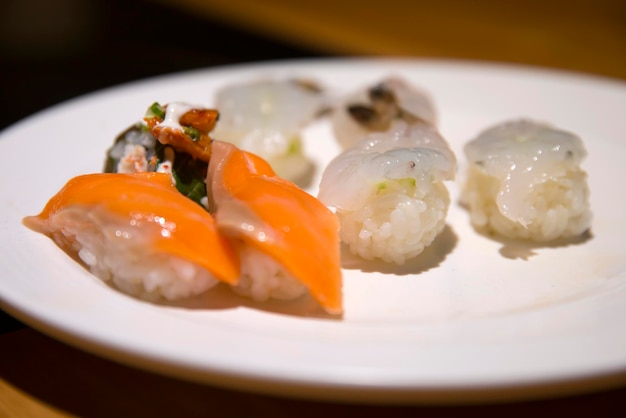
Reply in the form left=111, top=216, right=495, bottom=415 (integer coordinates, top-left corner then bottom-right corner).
left=376, top=178, right=416, bottom=195
left=171, top=170, right=207, bottom=207
left=145, top=102, right=166, bottom=120
left=287, top=138, right=301, bottom=155
left=183, top=126, right=200, bottom=141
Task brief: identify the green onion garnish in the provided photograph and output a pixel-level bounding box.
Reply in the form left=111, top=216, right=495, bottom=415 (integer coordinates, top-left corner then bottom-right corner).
left=184, top=126, right=200, bottom=141
left=172, top=170, right=207, bottom=208
left=287, top=137, right=301, bottom=155
left=145, top=102, right=165, bottom=120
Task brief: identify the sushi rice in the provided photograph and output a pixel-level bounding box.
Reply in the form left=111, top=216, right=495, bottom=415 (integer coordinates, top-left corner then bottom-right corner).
left=231, top=245, right=307, bottom=302
left=49, top=206, right=221, bottom=301
left=337, top=176, right=450, bottom=265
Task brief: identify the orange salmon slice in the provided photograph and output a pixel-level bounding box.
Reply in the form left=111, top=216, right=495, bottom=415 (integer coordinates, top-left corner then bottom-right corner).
left=208, top=141, right=343, bottom=314
left=23, top=172, right=240, bottom=285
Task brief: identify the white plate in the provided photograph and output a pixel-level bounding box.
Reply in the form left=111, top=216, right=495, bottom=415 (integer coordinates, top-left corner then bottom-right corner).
left=1, top=58, right=625, bottom=404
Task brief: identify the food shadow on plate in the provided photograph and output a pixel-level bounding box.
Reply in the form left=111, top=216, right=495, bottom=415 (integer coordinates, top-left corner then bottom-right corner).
left=340, top=224, right=458, bottom=275
left=455, top=200, right=593, bottom=260
left=478, top=228, right=593, bottom=260
left=153, top=283, right=341, bottom=320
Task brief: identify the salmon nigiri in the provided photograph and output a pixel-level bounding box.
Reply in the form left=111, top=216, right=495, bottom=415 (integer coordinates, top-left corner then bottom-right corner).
left=23, top=172, right=240, bottom=301
left=207, top=141, right=343, bottom=315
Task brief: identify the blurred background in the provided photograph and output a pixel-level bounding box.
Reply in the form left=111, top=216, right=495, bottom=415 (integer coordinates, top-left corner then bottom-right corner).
left=0, top=0, right=317, bottom=130
left=1, top=0, right=625, bottom=132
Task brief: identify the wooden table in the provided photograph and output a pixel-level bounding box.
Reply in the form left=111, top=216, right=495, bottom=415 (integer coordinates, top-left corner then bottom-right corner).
left=165, top=0, right=626, bottom=81
left=1, top=325, right=625, bottom=417
left=1, top=0, right=626, bottom=416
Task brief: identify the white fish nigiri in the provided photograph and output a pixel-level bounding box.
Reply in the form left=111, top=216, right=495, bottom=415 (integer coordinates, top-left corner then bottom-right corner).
left=461, top=119, right=592, bottom=241
left=331, top=76, right=437, bottom=150
left=318, top=121, right=456, bottom=265
left=211, top=79, right=326, bottom=185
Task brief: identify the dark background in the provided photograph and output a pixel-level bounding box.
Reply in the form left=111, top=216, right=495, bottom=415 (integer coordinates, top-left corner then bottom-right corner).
left=0, top=0, right=322, bottom=131
left=0, top=0, right=322, bottom=331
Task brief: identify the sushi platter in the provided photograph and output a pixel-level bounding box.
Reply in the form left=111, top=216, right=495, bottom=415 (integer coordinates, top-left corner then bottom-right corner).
left=1, top=58, right=625, bottom=403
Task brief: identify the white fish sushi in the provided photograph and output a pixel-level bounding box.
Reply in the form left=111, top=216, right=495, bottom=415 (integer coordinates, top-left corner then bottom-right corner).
left=211, top=79, right=326, bottom=185
left=331, top=76, right=438, bottom=150
left=318, top=121, right=456, bottom=265
left=461, top=119, right=592, bottom=241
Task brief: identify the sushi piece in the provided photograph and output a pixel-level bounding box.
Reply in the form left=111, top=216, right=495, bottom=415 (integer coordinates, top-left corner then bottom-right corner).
left=207, top=141, right=343, bottom=314
left=104, top=101, right=219, bottom=209
left=461, top=119, right=592, bottom=241
left=318, top=121, right=457, bottom=265
left=104, top=123, right=157, bottom=174
left=23, top=172, right=240, bottom=301
left=211, top=79, right=326, bottom=185
left=331, top=76, right=438, bottom=150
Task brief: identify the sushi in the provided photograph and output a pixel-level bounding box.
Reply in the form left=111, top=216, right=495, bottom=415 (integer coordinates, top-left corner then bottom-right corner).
left=318, top=121, right=457, bottom=265
left=105, top=101, right=218, bottom=209
left=211, top=79, right=326, bottom=185
left=331, top=76, right=438, bottom=150
left=92, top=99, right=343, bottom=312
left=461, top=119, right=592, bottom=241
left=104, top=123, right=157, bottom=174
left=207, top=140, right=343, bottom=314
left=23, top=172, right=240, bottom=301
